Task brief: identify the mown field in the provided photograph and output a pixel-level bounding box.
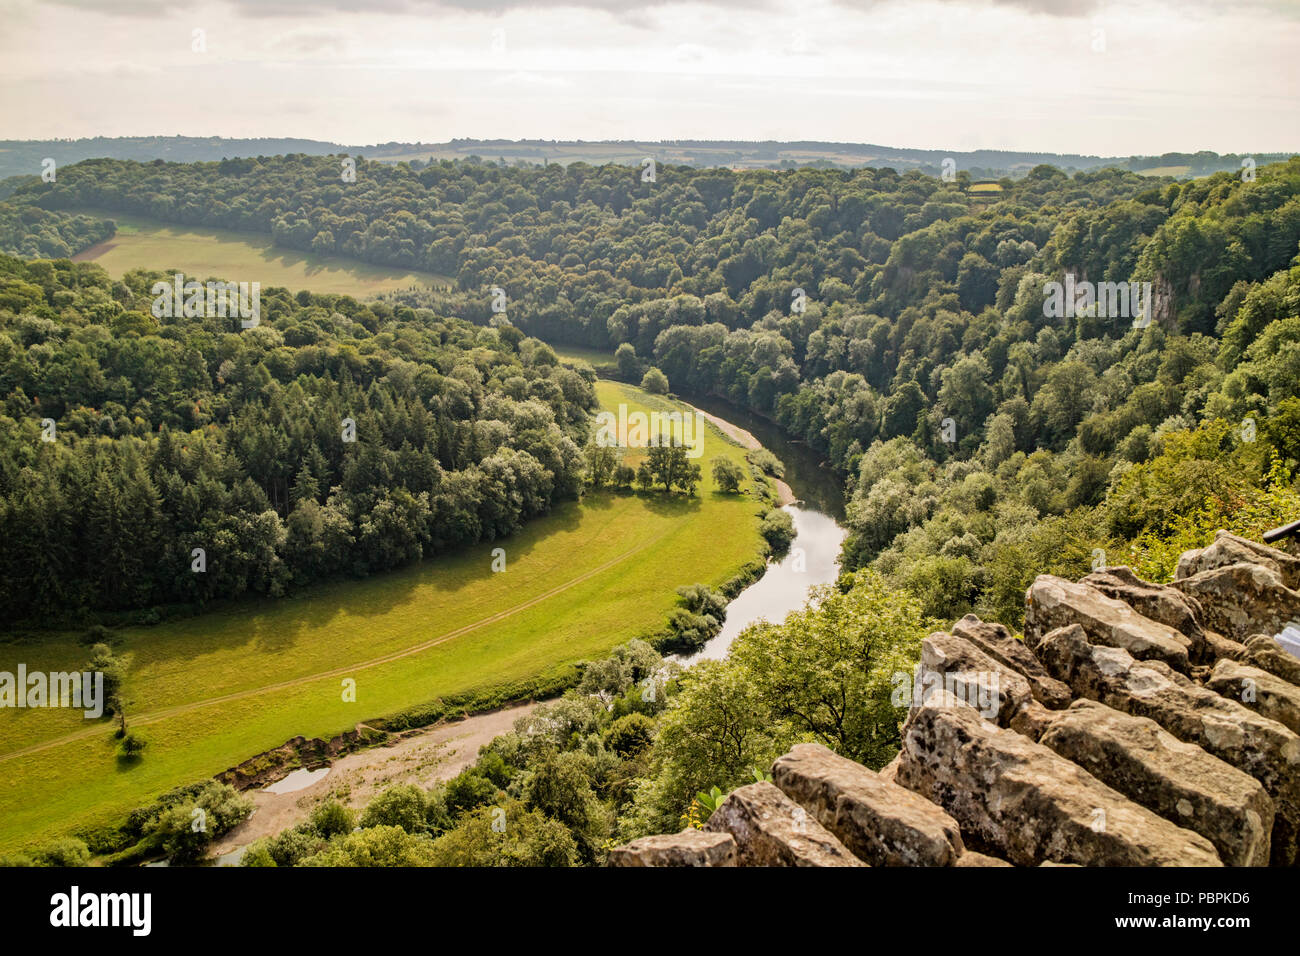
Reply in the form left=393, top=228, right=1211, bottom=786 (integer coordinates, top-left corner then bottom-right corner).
left=67, top=209, right=449, bottom=295
left=550, top=343, right=619, bottom=374
left=0, top=380, right=766, bottom=853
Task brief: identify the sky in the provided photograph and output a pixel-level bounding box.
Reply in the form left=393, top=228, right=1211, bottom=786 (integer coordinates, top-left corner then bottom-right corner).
left=0, top=0, right=1297, bottom=156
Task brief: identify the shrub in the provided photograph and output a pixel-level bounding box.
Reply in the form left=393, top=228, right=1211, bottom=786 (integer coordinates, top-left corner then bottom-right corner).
left=359, top=784, right=428, bottom=833
left=309, top=800, right=355, bottom=838
left=640, top=367, right=669, bottom=394
left=759, top=508, right=795, bottom=553
left=604, top=713, right=655, bottom=757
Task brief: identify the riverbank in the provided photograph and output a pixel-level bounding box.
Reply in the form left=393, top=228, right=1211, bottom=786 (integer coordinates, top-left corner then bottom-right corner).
left=0, top=380, right=765, bottom=856
left=683, top=401, right=796, bottom=506
left=205, top=390, right=848, bottom=861
left=210, top=702, right=538, bottom=861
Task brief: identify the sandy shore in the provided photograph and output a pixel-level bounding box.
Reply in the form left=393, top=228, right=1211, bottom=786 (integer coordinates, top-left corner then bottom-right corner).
left=210, top=701, right=538, bottom=858
left=686, top=403, right=796, bottom=506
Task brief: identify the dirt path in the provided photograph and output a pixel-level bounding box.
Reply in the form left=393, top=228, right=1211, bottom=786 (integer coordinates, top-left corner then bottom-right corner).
left=210, top=701, right=538, bottom=858
left=687, top=403, right=796, bottom=506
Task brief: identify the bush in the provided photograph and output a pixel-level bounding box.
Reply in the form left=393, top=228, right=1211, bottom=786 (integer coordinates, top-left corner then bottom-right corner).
left=640, top=367, right=669, bottom=394
left=31, top=837, right=91, bottom=867
left=309, top=800, right=355, bottom=839
left=748, top=448, right=784, bottom=478
left=77, top=624, right=117, bottom=647
left=359, top=785, right=428, bottom=833
left=244, top=825, right=326, bottom=867
left=442, top=769, right=498, bottom=818
left=759, top=508, right=796, bottom=553
left=604, top=713, right=655, bottom=757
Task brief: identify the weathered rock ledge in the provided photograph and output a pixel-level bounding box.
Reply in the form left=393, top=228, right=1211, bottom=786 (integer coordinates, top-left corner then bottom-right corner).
left=610, top=530, right=1300, bottom=867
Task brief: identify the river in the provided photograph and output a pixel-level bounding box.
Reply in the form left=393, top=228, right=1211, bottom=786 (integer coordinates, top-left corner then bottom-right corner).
left=676, top=393, right=848, bottom=663
left=211, top=390, right=845, bottom=864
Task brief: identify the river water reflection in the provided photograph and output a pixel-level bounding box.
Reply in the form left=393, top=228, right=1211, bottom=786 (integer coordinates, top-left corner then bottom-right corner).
left=675, top=394, right=848, bottom=663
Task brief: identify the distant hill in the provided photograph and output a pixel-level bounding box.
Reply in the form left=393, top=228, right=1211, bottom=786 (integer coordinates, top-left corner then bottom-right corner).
left=0, top=135, right=1292, bottom=183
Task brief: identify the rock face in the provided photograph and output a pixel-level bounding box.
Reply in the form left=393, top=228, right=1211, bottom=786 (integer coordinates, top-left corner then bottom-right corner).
left=1173, top=562, right=1300, bottom=644
left=607, top=830, right=737, bottom=867
left=1081, top=566, right=1220, bottom=664
left=1177, top=530, right=1300, bottom=591
left=1036, top=623, right=1300, bottom=866
left=895, top=701, right=1222, bottom=867
left=951, top=614, right=1072, bottom=709
left=771, top=743, right=963, bottom=866
left=703, top=782, right=864, bottom=867
left=1208, top=659, right=1300, bottom=737
left=1025, top=575, right=1191, bottom=672
left=919, top=631, right=1034, bottom=726
left=1039, top=699, right=1273, bottom=867
left=611, top=531, right=1300, bottom=868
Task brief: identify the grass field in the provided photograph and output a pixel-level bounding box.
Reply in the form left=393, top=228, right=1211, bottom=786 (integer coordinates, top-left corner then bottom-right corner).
left=0, top=380, right=766, bottom=853
left=68, top=209, right=449, bottom=295
left=551, top=343, right=618, bottom=373
left=1135, top=165, right=1192, bottom=178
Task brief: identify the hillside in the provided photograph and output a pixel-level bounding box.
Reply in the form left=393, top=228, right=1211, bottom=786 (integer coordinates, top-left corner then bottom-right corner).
left=614, top=531, right=1300, bottom=867
left=0, top=136, right=1290, bottom=186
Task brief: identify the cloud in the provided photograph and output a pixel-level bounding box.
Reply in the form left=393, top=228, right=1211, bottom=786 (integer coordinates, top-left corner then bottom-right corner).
left=268, top=29, right=350, bottom=56
left=829, top=0, right=1300, bottom=17
left=38, top=0, right=772, bottom=17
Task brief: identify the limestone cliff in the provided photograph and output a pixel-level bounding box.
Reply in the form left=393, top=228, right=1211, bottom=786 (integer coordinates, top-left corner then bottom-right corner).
left=609, top=531, right=1300, bottom=867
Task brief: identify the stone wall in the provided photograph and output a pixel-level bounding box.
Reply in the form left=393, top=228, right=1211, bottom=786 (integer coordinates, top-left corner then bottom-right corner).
left=608, top=531, right=1300, bottom=867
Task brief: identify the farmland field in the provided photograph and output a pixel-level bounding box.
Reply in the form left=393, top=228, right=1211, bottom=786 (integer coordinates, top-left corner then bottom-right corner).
left=0, top=380, right=766, bottom=853
left=68, top=209, right=449, bottom=295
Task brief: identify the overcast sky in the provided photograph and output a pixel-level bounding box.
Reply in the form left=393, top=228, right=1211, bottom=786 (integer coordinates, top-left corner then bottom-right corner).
left=1, top=0, right=1296, bottom=155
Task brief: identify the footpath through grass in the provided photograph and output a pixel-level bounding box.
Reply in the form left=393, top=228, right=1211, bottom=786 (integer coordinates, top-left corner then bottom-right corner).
left=0, top=380, right=765, bottom=853
left=68, top=209, right=448, bottom=295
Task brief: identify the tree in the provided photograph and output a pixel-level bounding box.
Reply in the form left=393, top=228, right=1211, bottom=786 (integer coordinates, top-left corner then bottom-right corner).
left=640, top=367, right=669, bottom=394
left=634, top=659, right=790, bottom=832
left=729, top=569, right=928, bottom=768
left=300, top=825, right=438, bottom=867
left=309, top=800, right=355, bottom=838
left=427, top=801, right=578, bottom=867
left=759, top=508, right=795, bottom=553
left=583, top=442, right=617, bottom=487
left=711, top=457, right=745, bottom=493
left=360, top=784, right=429, bottom=833
left=615, top=342, right=639, bottom=379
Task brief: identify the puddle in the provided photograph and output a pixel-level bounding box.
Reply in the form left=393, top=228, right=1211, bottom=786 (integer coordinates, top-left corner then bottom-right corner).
left=214, top=845, right=249, bottom=867
left=262, top=766, right=330, bottom=795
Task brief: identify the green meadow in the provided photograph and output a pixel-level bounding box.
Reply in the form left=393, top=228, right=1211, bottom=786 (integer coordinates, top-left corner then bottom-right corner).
left=68, top=209, right=448, bottom=295
left=0, top=380, right=766, bottom=853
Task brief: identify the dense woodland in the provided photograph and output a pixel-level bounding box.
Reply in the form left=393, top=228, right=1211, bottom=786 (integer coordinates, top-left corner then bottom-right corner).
left=8, top=153, right=1299, bottom=627
left=4, top=152, right=1300, bottom=865
left=0, top=255, right=595, bottom=624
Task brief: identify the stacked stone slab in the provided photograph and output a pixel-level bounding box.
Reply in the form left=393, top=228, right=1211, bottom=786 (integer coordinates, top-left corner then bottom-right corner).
left=609, top=533, right=1300, bottom=867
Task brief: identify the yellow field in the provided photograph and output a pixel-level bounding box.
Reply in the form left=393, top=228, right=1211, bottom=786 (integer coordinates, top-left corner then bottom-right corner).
left=68, top=210, right=449, bottom=295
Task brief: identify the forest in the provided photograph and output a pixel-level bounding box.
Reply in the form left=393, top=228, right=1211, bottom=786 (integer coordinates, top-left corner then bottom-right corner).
left=0, top=254, right=596, bottom=625
left=7, top=152, right=1297, bottom=628
left=3, top=150, right=1300, bottom=866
